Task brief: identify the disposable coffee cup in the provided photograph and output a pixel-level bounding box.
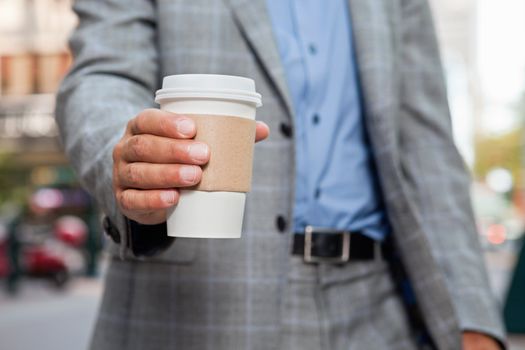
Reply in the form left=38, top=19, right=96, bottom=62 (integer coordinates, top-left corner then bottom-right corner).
left=155, top=74, right=262, bottom=238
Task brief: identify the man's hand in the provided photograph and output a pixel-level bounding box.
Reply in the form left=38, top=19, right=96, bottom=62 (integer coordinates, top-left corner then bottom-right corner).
left=462, top=332, right=501, bottom=350
left=113, top=109, right=269, bottom=224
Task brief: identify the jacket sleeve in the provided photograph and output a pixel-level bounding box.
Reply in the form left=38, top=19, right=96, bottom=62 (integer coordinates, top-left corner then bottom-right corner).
left=398, top=0, right=506, bottom=345
left=56, top=0, right=161, bottom=258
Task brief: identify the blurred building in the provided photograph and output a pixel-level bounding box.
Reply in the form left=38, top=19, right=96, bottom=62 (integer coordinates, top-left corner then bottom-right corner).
left=431, top=0, right=525, bottom=166
left=430, top=0, right=479, bottom=166
left=0, top=1, right=102, bottom=285
left=0, top=0, right=76, bottom=165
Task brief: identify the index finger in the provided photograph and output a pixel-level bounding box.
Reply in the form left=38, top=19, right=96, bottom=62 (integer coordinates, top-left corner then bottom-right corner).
left=128, top=109, right=196, bottom=139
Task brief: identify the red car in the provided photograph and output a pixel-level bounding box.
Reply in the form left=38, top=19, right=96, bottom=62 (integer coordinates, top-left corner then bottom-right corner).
left=24, top=245, right=69, bottom=287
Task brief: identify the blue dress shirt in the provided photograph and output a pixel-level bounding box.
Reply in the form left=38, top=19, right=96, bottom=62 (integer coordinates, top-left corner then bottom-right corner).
left=266, top=0, right=390, bottom=240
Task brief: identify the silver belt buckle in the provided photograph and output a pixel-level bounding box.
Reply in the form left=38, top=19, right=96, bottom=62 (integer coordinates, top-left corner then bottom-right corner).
left=304, top=225, right=351, bottom=263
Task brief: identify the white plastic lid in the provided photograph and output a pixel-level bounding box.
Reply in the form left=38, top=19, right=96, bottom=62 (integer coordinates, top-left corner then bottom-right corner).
left=155, top=74, right=262, bottom=107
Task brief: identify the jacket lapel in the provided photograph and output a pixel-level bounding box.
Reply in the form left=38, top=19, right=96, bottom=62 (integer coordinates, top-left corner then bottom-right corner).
left=348, top=1, right=460, bottom=347
left=224, top=0, right=294, bottom=117
left=347, top=0, right=397, bottom=157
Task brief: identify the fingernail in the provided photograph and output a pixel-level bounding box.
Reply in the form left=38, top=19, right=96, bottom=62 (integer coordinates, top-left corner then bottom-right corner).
left=180, top=166, right=197, bottom=183
left=175, top=118, right=195, bottom=136
left=160, top=191, right=176, bottom=204
left=188, top=143, right=209, bottom=162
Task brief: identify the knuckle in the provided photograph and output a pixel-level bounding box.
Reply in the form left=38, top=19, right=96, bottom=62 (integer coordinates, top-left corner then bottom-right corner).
left=132, top=113, right=146, bottom=134
left=118, top=191, right=132, bottom=211
left=129, top=135, right=147, bottom=159
left=125, top=163, right=141, bottom=186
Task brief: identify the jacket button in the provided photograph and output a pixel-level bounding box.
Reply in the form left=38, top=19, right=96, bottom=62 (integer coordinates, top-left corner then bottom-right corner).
left=279, top=122, right=293, bottom=138
left=103, top=216, right=121, bottom=244
left=276, top=215, right=287, bottom=233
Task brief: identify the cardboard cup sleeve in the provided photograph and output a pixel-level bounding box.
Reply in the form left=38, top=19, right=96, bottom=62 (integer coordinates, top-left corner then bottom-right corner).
left=189, top=114, right=256, bottom=193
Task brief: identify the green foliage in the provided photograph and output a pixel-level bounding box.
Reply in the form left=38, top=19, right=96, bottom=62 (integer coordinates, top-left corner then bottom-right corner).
left=474, top=91, right=525, bottom=191
left=0, top=152, right=31, bottom=206
left=474, top=127, right=524, bottom=188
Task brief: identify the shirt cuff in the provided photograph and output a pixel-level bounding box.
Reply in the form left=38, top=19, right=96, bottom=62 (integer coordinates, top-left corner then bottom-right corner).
left=126, top=218, right=175, bottom=257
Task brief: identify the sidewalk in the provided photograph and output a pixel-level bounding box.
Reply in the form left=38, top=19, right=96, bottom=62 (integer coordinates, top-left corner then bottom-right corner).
left=0, top=277, right=103, bottom=350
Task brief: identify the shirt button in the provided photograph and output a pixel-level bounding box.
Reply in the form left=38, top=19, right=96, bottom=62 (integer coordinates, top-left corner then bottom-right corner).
left=314, top=188, right=321, bottom=199
left=280, top=122, right=293, bottom=138
left=276, top=215, right=287, bottom=233
left=308, top=43, right=317, bottom=55
left=312, top=114, right=320, bottom=125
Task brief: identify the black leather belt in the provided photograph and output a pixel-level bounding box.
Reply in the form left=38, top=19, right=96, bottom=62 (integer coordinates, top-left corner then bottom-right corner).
left=291, top=226, right=381, bottom=263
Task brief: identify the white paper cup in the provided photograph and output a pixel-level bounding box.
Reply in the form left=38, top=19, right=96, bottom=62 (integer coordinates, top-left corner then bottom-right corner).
left=155, top=74, right=262, bottom=238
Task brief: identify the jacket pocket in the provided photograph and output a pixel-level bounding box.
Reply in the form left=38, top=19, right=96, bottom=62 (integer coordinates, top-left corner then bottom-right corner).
left=142, top=238, right=199, bottom=264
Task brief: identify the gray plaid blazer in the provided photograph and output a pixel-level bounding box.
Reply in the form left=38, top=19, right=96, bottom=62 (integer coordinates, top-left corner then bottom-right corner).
left=56, top=0, right=505, bottom=349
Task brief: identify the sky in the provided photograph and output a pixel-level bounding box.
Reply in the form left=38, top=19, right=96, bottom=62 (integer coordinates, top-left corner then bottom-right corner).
left=477, top=0, right=525, bottom=134
left=439, top=0, right=525, bottom=166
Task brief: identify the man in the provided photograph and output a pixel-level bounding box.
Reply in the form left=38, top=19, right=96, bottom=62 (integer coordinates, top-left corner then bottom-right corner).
left=56, top=0, right=505, bottom=349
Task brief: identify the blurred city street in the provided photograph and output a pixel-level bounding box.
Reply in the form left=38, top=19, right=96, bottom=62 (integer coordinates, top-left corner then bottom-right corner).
left=0, top=262, right=105, bottom=350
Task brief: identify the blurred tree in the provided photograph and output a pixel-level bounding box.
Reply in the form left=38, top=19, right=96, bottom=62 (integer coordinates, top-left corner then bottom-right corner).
left=0, top=152, right=31, bottom=207
left=474, top=89, right=525, bottom=197
left=474, top=126, right=525, bottom=190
